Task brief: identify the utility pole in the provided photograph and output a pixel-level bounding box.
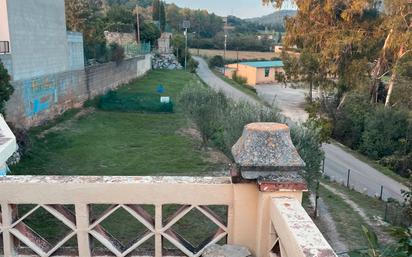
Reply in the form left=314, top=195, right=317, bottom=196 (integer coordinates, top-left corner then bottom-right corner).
left=184, top=28, right=188, bottom=70
left=236, top=47, right=239, bottom=71
left=223, top=17, right=228, bottom=75
left=183, top=20, right=190, bottom=71
left=136, top=5, right=141, bottom=44
left=223, top=34, right=227, bottom=75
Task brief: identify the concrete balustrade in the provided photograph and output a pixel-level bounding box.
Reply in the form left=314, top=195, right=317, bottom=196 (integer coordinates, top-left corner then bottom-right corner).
left=0, top=123, right=337, bottom=257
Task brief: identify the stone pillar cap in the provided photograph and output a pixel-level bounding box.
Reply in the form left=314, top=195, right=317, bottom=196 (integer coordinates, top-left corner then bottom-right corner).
left=231, top=123, right=305, bottom=171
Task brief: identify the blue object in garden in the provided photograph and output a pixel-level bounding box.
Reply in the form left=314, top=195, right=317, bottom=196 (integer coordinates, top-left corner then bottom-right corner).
left=0, top=165, right=10, bottom=177
left=156, top=85, right=165, bottom=94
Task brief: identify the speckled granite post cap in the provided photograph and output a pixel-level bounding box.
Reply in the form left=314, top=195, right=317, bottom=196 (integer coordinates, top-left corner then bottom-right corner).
left=231, top=123, right=305, bottom=180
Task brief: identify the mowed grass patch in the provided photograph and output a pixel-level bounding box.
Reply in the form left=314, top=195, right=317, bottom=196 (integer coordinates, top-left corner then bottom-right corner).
left=12, top=70, right=225, bottom=176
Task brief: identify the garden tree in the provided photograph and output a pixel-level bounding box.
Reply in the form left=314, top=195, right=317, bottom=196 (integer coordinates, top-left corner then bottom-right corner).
left=0, top=61, right=14, bottom=116
left=262, top=0, right=383, bottom=107
left=65, top=0, right=106, bottom=61
left=171, top=34, right=187, bottom=66
left=140, top=22, right=161, bottom=45
left=65, top=0, right=90, bottom=32
left=106, top=5, right=135, bottom=32
left=380, top=0, right=412, bottom=107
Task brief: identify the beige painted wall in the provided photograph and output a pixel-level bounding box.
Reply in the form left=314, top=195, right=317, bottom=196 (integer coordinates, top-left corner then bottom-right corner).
left=0, top=0, right=10, bottom=42
left=0, top=176, right=325, bottom=257
left=225, top=64, right=284, bottom=86
left=256, top=67, right=284, bottom=85
left=226, top=63, right=258, bottom=86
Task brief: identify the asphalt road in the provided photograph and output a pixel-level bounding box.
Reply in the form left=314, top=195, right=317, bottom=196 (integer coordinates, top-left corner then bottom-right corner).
left=195, top=57, right=408, bottom=201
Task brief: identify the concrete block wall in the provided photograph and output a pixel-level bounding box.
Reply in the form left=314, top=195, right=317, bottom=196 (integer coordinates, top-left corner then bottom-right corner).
left=6, top=56, right=152, bottom=128
left=67, top=32, right=85, bottom=71
left=86, top=55, right=149, bottom=98
left=6, top=0, right=69, bottom=81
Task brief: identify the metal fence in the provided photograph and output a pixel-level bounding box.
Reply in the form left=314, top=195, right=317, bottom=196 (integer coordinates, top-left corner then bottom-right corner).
left=0, top=41, right=10, bottom=54
left=384, top=201, right=412, bottom=227
left=124, top=42, right=151, bottom=58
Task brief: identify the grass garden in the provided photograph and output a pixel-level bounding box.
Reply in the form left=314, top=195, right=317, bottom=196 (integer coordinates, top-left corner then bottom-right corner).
left=12, top=70, right=227, bottom=177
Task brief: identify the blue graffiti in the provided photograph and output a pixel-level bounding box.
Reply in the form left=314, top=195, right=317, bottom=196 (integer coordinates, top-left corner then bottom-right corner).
left=23, top=77, right=58, bottom=117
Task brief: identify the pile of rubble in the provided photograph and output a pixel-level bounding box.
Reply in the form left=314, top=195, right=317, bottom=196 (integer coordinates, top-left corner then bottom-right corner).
left=152, top=53, right=182, bottom=70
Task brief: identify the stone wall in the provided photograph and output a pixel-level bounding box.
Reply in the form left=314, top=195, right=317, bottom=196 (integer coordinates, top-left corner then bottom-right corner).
left=6, top=55, right=152, bottom=128
left=104, top=31, right=136, bottom=46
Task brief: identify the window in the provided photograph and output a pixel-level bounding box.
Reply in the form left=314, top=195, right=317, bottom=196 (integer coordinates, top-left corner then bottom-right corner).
left=264, top=67, right=270, bottom=77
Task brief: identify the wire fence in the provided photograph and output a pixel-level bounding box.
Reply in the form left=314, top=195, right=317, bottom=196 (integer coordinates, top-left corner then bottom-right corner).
left=322, top=157, right=411, bottom=228
left=124, top=42, right=151, bottom=58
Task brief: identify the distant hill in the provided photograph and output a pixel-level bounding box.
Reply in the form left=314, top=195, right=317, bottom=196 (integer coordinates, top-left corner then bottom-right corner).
left=246, top=10, right=297, bottom=27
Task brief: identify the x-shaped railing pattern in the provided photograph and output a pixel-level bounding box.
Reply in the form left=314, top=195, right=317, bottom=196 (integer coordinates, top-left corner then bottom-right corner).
left=4, top=203, right=228, bottom=257
left=9, top=204, right=77, bottom=257
left=269, top=222, right=284, bottom=257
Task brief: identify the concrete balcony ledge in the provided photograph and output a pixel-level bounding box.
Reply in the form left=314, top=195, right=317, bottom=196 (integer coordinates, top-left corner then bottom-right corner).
left=0, top=175, right=232, bottom=184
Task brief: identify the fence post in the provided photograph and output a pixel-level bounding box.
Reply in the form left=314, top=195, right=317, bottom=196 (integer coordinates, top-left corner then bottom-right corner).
left=379, top=185, right=384, bottom=201
left=314, top=180, right=320, bottom=219
left=346, top=169, right=351, bottom=188
left=322, top=157, right=325, bottom=174
left=384, top=202, right=388, bottom=222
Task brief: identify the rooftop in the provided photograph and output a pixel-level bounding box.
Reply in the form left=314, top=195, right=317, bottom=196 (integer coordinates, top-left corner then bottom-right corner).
left=240, top=60, right=284, bottom=68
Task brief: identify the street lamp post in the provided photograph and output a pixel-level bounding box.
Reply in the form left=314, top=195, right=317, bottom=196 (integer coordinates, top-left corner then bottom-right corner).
left=183, top=20, right=190, bottom=71
left=184, top=28, right=188, bottom=71
left=223, top=33, right=227, bottom=75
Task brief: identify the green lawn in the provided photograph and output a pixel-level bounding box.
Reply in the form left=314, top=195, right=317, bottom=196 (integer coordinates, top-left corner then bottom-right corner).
left=10, top=70, right=230, bottom=251
left=12, top=70, right=226, bottom=177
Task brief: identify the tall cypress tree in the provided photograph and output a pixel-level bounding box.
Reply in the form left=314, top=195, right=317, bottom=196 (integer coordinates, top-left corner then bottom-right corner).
left=159, top=1, right=166, bottom=32
left=152, top=0, right=160, bottom=21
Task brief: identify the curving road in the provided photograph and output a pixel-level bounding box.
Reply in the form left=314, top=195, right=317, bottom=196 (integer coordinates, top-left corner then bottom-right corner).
left=194, top=57, right=408, bottom=201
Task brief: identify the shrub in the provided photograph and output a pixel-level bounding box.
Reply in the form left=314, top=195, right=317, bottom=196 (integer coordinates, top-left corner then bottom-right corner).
left=180, top=85, right=324, bottom=189
left=208, top=55, right=224, bottom=68
left=332, top=93, right=372, bottom=149
left=360, top=107, right=409, bottom=159
left=109, top=43, right=125, bottom=64
left=0, top=61, right=14, bottom=115
left=188, top=58, right=199, bottom=73
left=232, top=71, right=248, bottom=85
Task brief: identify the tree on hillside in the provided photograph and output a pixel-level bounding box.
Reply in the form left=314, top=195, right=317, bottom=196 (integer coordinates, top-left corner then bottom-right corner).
left=0, top=62, right=14, bottom=116
left=152, top=0, right=160, bottom=21
left=65, top=0, right=90, bottom=32
left=378, top=0, right=411, bottom=107
left=159, top=1, right=166, bottom=32
left=140, top=22, right=161, bottom=45
left=106, top=5, right=135, bottom=32
left=262, top=0, right=383, bottom=107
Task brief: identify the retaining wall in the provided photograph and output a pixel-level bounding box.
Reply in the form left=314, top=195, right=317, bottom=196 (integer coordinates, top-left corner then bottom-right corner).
left=5, top=55, right=152, bottom=128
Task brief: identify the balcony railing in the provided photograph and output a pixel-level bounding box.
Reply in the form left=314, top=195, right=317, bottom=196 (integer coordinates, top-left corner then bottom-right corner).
left=0, top=41, right=10, bottom=54
left=0, top=176, right=337, bottom=257
left=0, top=122, right=337, bottom=257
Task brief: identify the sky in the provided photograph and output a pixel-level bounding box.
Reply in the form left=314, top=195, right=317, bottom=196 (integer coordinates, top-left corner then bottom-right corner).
left=165, top=0, right=296, bottom=19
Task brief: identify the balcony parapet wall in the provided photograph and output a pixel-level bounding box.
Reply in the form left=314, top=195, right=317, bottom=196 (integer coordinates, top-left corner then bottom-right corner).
left=0, top=175, right=336, bottom=257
